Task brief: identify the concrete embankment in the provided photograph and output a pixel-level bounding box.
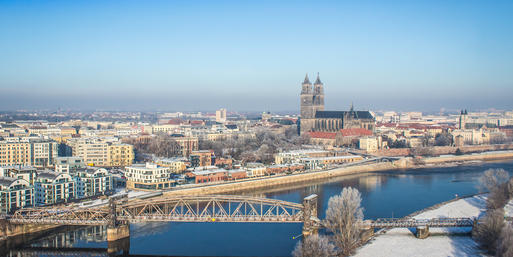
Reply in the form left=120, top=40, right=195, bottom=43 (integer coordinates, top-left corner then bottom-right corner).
left=163, top=161, right=399, bottom=197
left=421, top=151, right=513, bottom=165
left=162, top=151, right=513, bottom=197
left=0, top=221, right=59, bottom=241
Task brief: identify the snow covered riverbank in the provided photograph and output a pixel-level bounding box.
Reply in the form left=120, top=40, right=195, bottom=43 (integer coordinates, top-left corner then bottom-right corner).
left=355, top=195, right=513, bottom=257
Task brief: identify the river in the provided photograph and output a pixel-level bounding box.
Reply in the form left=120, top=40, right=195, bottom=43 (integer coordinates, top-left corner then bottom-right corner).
left=5, top=160, right=513, bottom=257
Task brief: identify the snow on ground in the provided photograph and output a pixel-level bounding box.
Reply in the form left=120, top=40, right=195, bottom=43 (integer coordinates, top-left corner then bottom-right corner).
left=355, top=195, right=489, bottom=257
left=505, top=199, right=513, bottom=218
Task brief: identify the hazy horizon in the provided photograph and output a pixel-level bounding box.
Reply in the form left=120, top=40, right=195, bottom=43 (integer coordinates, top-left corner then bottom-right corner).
left=1, top=1, right=512, bottom=112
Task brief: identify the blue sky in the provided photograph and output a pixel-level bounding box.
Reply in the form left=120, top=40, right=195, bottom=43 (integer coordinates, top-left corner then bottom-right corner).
left=0, top=0, right=512, bottom=112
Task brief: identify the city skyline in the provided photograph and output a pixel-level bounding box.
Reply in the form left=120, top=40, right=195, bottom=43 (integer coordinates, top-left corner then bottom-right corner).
left=1, top=1, right=512, bottom=112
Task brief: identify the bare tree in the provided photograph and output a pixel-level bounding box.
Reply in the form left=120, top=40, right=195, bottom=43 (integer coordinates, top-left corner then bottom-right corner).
left=473, top=209, right=505, bottom=254
left=434, top=132, right=453, bottom=146
left=410, top=147, right=434, bottom=157
left=292, top=234, right=336, bottom=257
left=149, top=135, right=181, bottom=157
left=478, top=169, right=511, bottom=209
left=324, top=187, right=364, bottom=256
left=124, top=134, right=181, bottom=159
left=479, top=169, right=510, bottom=193
left=497, top=222, right=513, bottom=257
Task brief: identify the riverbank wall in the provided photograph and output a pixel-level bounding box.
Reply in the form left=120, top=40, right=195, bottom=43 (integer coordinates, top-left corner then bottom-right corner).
left=163, top=161, right=399, bottom=197
left=0, top=220, right=59, bottom=241
left=420, top=151, right=513, bottom=165
left=162, top=151, right=513, bottom=197
left=374, top=144, right=513, bottom=157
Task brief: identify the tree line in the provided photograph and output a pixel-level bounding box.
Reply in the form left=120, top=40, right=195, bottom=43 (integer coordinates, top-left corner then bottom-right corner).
left=199, top=127, right=309, bottom=164
left=473, top=169, right=513, bottom=256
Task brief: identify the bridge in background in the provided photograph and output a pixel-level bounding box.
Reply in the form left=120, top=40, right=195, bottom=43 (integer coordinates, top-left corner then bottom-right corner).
left=367, top=217, right=475, bottom=228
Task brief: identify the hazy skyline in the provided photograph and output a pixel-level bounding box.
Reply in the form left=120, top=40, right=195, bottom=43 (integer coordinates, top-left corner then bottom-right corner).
left=1, top=0, right=512, bottom=112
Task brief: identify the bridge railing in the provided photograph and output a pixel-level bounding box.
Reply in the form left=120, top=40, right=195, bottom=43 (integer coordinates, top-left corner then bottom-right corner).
left=368, top=217, right=474, bottom=228
left=6, top=195, right=306, bottom=225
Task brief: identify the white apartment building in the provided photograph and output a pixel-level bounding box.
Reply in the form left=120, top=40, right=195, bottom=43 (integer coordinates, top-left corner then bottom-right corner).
left=0, top=177, right=33, bottom=214
left=125, top=163, right=173, bottom=190
left=75, top=168, right=113, bottom=198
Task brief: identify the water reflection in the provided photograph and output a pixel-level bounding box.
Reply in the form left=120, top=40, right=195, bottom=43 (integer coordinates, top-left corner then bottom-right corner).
left=5, top=161, right=513, bottom=257
left=31, top=226, right=107, bottom=248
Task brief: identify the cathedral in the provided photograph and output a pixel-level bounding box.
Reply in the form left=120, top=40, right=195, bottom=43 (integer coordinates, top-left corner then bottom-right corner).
left=299, top=73, right=375, bottom=135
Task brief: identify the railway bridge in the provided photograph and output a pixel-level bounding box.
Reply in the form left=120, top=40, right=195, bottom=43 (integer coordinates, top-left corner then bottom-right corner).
left=2, top=194, right=320, bottom=242
left=2, top=193, right=476, bottom=243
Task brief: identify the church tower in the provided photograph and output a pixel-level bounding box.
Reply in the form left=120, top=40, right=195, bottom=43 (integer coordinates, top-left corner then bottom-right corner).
left=312, top=73, right=325, bottom=114
left=300, top=74, right=314, bottom=119
left=459, top=109, right=468, bottom=129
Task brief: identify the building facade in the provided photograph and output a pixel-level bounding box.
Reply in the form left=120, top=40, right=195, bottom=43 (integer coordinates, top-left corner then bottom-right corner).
left=68, top=138, right=133, bottom=167
left=107, top=143, right=134, bottom=167
left=75, top=168, right=113, bottom=198
left=34, top=171, right=76, bottom=205
left=0, top=139, right=58, bottom=167
left=125, top=163, right=173, bottom=190
left=299, top=74, right=375, bottom=134
left=190, top=150, right=213, bottom=167
left=0, top=177, right=33, bottom=214
left=0, top=166, right=37, bottom=185
left=55, top=156, right=86, bottom=173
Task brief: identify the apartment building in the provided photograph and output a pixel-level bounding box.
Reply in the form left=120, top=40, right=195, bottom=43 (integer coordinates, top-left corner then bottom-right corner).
left=300, top=155, right=363, bottom=170
left=0, top=139, right=58, bottom=167
left=34, top=171, right=76, bottom=205
left=173, top=136, right=199, bottom=156
left=274, top=149, right=332, bottom=164
left=68, top=138, right=133, bottom=167
left=0, top=166, right=37, bottom=185
left=154, top=157, right=188, bottom=174
left=0, top=177, right=33, bottom=214
left=68, top=138, right=109, bottom=166
left=107, top=143, right=134, bottom=167
left=189, top=150, right=213, bottom=167
left=125, top=163, right=173, bottom=190
left=55, top=156, right=86, bottom=173
left=74, top=168, right=113, bottom=198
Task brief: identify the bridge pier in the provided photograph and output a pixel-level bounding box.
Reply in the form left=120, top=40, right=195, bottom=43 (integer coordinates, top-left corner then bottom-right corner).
left=302, top=194, right=319, bottom=236
left=107, top=223, right=130, bottom=242
left=106, top=197, right=130, bottom=242
left=359, top=220, right=374, bottom=242
left=416, top=225, right=429, bottom=239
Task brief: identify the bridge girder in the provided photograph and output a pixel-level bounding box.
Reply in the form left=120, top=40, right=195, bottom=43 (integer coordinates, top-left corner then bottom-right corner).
left=118, top=195, right=304, bottom=223
left=8, top=195, right=305, bottom=225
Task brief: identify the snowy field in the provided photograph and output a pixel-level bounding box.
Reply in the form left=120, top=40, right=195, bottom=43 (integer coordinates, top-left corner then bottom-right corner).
left=354, top=195, right=508, bottom=257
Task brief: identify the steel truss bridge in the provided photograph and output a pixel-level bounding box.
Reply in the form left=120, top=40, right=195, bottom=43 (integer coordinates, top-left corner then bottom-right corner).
left=6, top=195, right=313, bottom=226
left=364, top=217, right=475, bottom=228
left=4, top=194, right=475, bottom=234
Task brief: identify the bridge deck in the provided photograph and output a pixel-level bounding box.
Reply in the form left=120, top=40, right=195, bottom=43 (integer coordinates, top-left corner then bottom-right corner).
left=368, top=218, right=475, bottom=228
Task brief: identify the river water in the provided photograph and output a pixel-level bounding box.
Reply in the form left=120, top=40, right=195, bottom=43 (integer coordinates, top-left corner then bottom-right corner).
left=6, top=160, right=513, bottom=257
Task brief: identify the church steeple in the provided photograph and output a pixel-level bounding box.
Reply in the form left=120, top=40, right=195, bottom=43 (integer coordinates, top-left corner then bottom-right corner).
left=303, top=73, right=311, bottom=85
left=314, top=72, right=322, bottom=85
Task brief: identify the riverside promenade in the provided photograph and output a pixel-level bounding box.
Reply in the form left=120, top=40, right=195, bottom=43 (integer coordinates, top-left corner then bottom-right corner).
left=161, top=150, right=513, bottom=197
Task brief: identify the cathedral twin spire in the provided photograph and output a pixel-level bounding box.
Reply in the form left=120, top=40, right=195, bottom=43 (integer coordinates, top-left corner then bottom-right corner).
left=303, top=73, right=323, bottom=85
